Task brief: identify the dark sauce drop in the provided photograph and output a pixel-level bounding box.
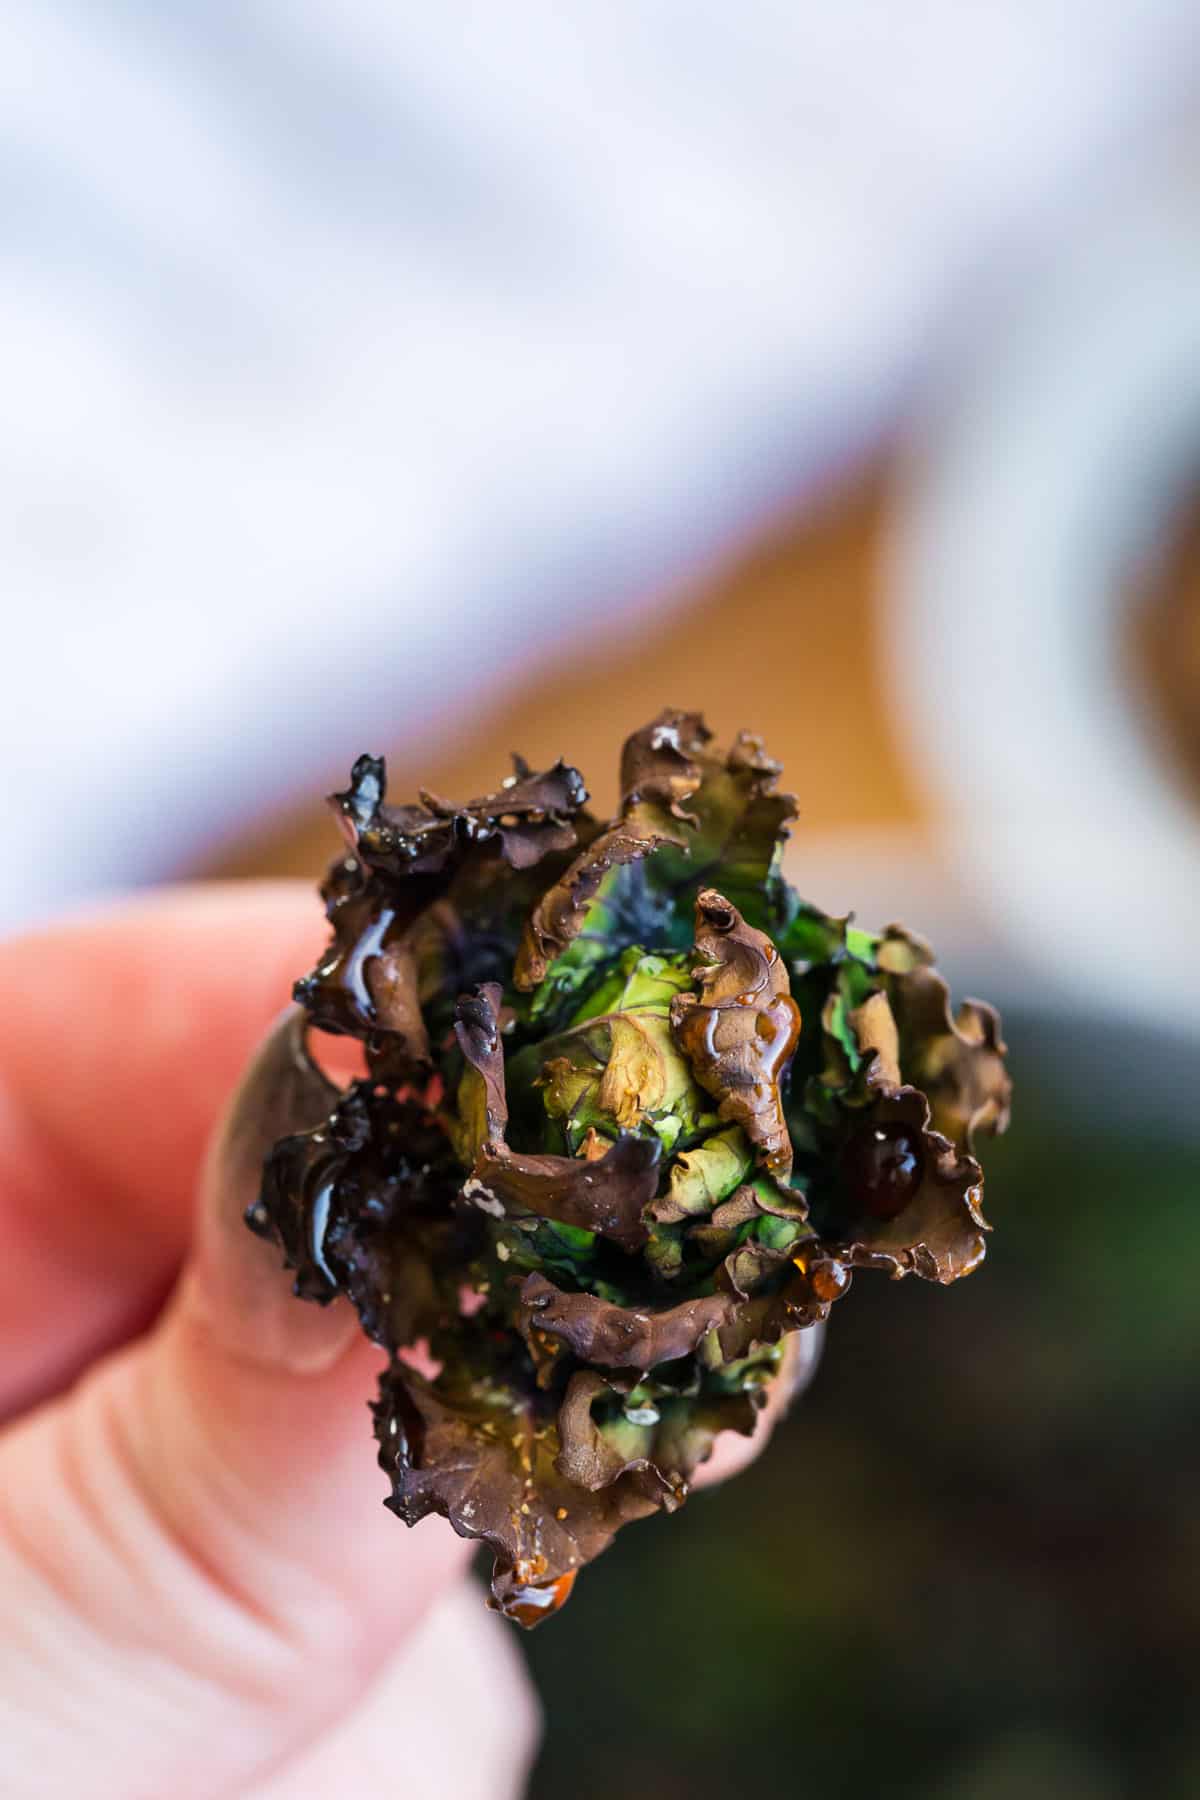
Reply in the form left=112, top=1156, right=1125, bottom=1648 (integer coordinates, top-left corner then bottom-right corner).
left=840, top=1124, right=923, bottom=1221
left=499, top=1569, right=578, bottom=1628
left=790, top=1242, right=851, bottom=1302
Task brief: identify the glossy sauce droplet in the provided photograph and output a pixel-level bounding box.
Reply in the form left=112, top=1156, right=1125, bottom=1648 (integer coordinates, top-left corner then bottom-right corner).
left=793, top=1247, right=851, bottom=1303
left=840, top=1124, right=923, bottom=1220
left=810, top=1258, right=849, bottom=1302
left=499, top=1569, right=578, bottom=1629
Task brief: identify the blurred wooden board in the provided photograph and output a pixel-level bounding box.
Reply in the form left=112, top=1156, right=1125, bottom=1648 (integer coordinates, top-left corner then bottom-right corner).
left=205, top=470, right=924, bottom=882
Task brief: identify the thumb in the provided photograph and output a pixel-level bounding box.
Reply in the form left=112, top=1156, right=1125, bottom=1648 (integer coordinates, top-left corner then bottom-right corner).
left=0, top=1011, right=473, bottom=1799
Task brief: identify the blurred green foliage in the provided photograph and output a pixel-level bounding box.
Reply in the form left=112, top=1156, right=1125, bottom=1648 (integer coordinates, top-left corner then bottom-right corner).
left=516, top=1012, right=1200, bottom=1799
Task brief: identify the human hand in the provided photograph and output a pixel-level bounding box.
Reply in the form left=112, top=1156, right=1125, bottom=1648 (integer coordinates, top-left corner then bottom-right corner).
left=0, top=885, right=813, bottom=1798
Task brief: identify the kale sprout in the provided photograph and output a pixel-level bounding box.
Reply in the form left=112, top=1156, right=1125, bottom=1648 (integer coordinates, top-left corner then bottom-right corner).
left=250, top=711, right=1011, bottom=1626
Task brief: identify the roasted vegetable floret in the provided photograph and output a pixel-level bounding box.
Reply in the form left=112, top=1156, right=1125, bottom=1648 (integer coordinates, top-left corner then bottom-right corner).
left=252, top=712, right=1011, bottom=1624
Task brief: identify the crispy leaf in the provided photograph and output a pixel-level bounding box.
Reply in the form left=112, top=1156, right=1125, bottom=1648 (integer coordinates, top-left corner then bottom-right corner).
left=296, top=752, right=588, bottom=1051
left=878, top=926, right=1012, bottom=1151
left=778, top=899, right=852, bottom=967
left=822, top=1080, right=989, bottom=1282
left=469, top=1134, right=660, bottom=1253
left=648, top=1124, right=753, bottom=1223
left=555, top=1370, right=675, bottom=1493
left=332, top=751, right=588, bottom=879
left=594, top=1011, right=693, bottom=1135
left=556, top=1368, right=759, bottom=1494
left=519, top=1271, right=736, bottom=1370
left=642, top=731, right=798, bottom=935
left=292, top=858, right=433, bottom=1066
left=713, top=1247, right=848, bottom=1361
left=373, top=1350, right=663, bottom=1624
left=670, top=890, right=801, bottom=1175
left=847, top=989, right=902, bottom=1087
left=452, top=981, right=509, bottom=1157
left=258, top=712, right=1009, bottom=1627
left=254, top=1081, right=472, bottom=1349
left=532, top=971, right=704, bottom=1154
left=450, top=981, right=662, bottom=1252
left=514, top=710, right=709, bottom=988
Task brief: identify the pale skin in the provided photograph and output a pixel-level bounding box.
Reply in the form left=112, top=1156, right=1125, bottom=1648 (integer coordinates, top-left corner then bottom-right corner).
left=0, top=885, right=811, bottom=1799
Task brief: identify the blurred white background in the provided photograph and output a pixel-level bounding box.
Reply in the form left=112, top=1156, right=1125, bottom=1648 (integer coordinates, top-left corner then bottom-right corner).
left=3, top=1, right=1199, bottom=935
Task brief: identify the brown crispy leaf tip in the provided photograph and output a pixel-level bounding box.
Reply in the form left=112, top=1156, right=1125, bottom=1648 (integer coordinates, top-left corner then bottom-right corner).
left=251, top=711, right=1010, bottom=1624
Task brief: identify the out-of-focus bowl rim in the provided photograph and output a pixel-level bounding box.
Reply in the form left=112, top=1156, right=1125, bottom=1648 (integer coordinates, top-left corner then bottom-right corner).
left=890, top=149, right=1200, bottom=1041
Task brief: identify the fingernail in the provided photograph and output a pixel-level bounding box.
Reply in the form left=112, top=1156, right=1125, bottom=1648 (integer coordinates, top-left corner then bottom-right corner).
left=187, top=1009, right=360, bottom=1375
